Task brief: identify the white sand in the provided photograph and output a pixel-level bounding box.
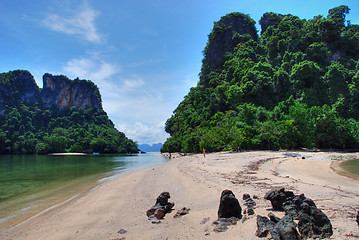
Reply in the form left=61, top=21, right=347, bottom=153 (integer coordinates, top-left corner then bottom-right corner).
left=1, top=151, right=359, bottom=239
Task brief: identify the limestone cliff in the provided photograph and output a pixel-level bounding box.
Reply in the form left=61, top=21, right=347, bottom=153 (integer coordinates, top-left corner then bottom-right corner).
left=0, top=70, right=40, bottom=114
left=41, top=73, right=102, bottom=110
left=202, top=12, right=258, bottom=70
left=0, top=70, right=102, bottom=114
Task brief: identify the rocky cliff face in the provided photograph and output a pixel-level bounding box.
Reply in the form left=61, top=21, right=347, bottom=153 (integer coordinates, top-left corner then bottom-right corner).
left=0, top=70, right=102, bottom=114
left=41, top=73, right=102, bottom=110
left=0, top=70, right=40, bottom=114
left=203, top=12, right=258, bottom=70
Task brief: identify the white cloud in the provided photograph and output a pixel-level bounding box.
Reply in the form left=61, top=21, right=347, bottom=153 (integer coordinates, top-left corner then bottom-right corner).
left=118, top=122, right=169, bottom=145
left=63, top=57, right=118, bottom=82
left=43, top=1, right=103, bottom=43
left=123, top=76, right=145, bottom=90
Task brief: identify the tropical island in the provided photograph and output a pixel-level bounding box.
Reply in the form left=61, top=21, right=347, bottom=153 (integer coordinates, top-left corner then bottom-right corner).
left=1, top=5, right=359, bottom=240
left=0, top=71, right=138, bottom=154
left=162, top=5, right=359, bottom=153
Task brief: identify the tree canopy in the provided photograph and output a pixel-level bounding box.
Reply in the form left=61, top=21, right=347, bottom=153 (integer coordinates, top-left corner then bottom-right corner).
left=162, top=6, right=359, bottom=153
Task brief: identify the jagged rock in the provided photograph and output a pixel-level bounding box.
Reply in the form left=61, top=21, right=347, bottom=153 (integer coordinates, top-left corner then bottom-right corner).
left=173, top=207, right=190, bottom=218
left=146, top=192, right=174, bottom=222
left=264, top=188, right=295, bottom=211
left=276, top=215, right=301, bottom=240
left=243, top=193, right=256, bottom=215
left=218, top=190, right=242, bottom=219
left=256, top=215, right=276, bottom=238
left=357, top=210, right=359, bottom=226
left=298, top=203, right=333, bottom=239
left=256, top=214, right=301, bottom=240
left=263, top=188, right=333, bottom=239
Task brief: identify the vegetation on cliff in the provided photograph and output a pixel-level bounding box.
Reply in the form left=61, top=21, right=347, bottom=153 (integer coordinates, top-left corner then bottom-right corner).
left=0, top=70, right=138, bottom=154
left=162, top=5, right=359, bottom=153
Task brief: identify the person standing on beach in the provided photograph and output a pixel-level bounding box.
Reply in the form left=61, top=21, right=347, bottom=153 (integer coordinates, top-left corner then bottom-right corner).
left=203, top=148, right=206, bottom=158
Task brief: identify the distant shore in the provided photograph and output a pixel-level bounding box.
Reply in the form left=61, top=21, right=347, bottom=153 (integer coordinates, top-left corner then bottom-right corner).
left=2, top=150, right=359, bottom=239
left=48, top=153, right=88, bottom=156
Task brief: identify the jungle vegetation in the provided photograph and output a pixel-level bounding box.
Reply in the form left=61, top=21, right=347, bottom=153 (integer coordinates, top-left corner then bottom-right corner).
left=162, top=6, right=359, bottom=153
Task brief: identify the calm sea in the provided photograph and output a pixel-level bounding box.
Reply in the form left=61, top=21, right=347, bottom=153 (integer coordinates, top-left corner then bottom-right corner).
left=340, top=159, right=359, bottom=179
left=0, top=153, right=167, bottom=230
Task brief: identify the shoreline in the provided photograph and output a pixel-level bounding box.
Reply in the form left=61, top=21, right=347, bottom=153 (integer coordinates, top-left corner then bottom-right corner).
left=1, top=150, right=359, bottom=239
left=0, top=153, right=167, bottom=232
left=331, top=158, right=359, bottom=181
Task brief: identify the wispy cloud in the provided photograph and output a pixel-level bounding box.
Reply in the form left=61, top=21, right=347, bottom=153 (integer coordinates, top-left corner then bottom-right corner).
left=63, top=57, right=118, bottom=83
left=43, top=1, right=103, bottom=43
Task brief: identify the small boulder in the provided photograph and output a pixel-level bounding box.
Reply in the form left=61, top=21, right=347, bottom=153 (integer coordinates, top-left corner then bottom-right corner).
left=357, top=210, right=359, bottom=226
left=173, top=207, right=190, bottom=218
left=298, top=204, right=333, bottom=239
left=264, top=188, right=295, bottom=211
left=146, top=192, right=174, bottom=222
left=218, top=190, right=242, bottom=219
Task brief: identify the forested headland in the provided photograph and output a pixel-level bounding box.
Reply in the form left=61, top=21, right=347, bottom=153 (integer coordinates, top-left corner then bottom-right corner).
left=162, top=5, right=359, bottom=153
left=0, top=70, right=138, bottom=154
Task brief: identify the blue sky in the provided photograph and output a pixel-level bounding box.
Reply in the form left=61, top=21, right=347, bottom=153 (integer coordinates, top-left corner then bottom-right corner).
left=1, top=0, right=358, bottom=144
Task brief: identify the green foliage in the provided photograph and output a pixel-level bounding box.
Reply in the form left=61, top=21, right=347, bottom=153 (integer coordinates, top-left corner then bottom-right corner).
left=162, top=5, right=359, bottom=153
left=0, top=101, right=138, bottom=155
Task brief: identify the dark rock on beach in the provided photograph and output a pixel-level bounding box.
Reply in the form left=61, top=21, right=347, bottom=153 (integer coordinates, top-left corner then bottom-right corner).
left=173, top=207, right=190, bottom=218
left=357, top=210, right=359, bottom=226
left=256, top=214, right=301, bottom=240
left=243, top=193, right=256, bottom=215
left=213, top=190, right=242, bottom=232
left=146, top=192, right=174, bottom=222
left=264, top=188, right=295, bottom=211
left=297, top=203, right=333, bottom=239
left=262, top=188, right=333, bottom=239
left=218, top=189, right=242, bottom=219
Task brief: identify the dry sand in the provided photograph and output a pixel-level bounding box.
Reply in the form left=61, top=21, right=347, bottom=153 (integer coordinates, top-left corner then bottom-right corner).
left=1, top=151, right=359, bottom=239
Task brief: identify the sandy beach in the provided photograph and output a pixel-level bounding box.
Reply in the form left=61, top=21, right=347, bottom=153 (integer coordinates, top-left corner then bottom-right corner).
left=1, top=150, right=359, bottom=239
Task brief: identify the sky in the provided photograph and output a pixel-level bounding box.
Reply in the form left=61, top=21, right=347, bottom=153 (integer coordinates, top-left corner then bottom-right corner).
left=1, top=0, right=358, bottom=145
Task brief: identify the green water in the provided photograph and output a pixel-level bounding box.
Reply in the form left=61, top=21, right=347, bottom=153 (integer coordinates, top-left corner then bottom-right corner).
left=340, top=159, right=359, bottom=178
left=0, top=153, right=167, bottom=229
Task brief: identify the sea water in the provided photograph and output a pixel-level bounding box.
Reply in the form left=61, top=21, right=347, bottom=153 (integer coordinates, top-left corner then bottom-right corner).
left=0, top=153, right=167, bottom=230
left=340, top=159, right=359, bottom=179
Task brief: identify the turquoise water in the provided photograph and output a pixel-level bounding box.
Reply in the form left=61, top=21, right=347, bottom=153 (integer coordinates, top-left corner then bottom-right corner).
left=340, top=159, right=359, bottom=179
left=0, top=153, right=167, bottom=229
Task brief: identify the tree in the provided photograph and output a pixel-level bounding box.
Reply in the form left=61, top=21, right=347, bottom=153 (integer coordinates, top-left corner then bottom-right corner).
left=328, top=5, right=350, bottom=27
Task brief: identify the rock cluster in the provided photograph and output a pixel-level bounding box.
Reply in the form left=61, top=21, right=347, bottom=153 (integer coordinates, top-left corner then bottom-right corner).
left=243, top=193, right=256, bottom=215
left=146, top=192, right=174, bottom=223
left=259, top=188, right=333, bottom=239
